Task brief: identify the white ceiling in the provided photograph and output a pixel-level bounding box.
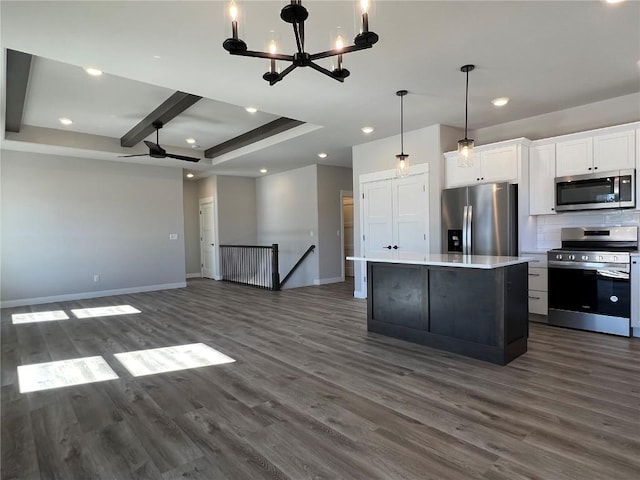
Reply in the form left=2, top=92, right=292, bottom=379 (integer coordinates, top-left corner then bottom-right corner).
left=2, top=0, right=639, bottom=178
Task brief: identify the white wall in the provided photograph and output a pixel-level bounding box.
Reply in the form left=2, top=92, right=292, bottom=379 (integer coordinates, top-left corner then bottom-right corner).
left=351, top=124, right=451, bottom=297
left=183, top=178, right=200, bottom=277
left=317, top=165, right=353, bottom=283
left=474, top=93, right=640, bottom=144
left=256, top=165, right=319, bottom=289
left=1, top=150, right=186, bottom=306
left=217, top=176, right=257, bottom=245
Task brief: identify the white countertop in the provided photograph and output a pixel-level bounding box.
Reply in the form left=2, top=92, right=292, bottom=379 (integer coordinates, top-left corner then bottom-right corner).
left=347, top=253, right=533, bottom=269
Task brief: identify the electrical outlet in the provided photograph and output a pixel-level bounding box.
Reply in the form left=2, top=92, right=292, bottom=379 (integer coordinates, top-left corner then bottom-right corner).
left=93, top=274, right=100, bottom=282
left=169, top=233, right=178, bottom=240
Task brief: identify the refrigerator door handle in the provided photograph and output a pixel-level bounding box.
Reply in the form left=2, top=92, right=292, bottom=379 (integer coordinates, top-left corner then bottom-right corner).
left=467, top=204, right=473, bottom=255
left=462, top=205, right=468, bottom=254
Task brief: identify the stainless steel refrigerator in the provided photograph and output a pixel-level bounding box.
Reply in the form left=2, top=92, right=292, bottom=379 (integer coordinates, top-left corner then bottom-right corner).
left=441, top=183, right=518, bottom=256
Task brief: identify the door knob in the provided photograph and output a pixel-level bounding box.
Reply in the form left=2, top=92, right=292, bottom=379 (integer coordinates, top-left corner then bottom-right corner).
left=384, top=245, right=392, bottom=249
left=392, top=245, right=398, bottom=250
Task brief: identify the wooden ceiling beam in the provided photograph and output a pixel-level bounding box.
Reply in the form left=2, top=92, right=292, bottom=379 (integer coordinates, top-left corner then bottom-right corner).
left=5, top=49, right=33, bottom=133
left=205, top=117, right=304, bottom=159
left=120, top=91, right=202, bottom=147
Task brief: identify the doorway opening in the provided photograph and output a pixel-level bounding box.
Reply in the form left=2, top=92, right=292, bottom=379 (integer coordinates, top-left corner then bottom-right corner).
left=341, top=191, right=354, bottom=279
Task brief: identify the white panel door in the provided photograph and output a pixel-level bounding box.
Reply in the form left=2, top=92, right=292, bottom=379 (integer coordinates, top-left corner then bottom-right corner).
left=392, top=174, right=428, bottom=254
left=200, top=201, right=216, bottom=279
left=362, top=180, right=393, bottom=256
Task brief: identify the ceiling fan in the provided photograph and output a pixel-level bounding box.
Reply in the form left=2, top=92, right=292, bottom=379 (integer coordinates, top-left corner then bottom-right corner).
left=119, top=121, right=200, bottom=162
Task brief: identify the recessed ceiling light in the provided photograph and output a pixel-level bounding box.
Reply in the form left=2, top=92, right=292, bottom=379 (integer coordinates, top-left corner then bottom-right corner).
left=84, top=67, right=103, bottom=76
left=491, top=97, right=510, bottom=107
left=260, top=168, right=268, bottom=173
left=605, top=0, right=625, bottom=4
left=361, top=126, right=374, bottom=134
left=245, top=107, right=258, bottom=113
left=58, top=117, right=73, bottom=126
left=185, top=138, right=196, bottom=144
left=152, top=55, right=161, bottom=59
left=186, top=173, right=194, bottom=178
left=318, top=152, right=327, bottom=158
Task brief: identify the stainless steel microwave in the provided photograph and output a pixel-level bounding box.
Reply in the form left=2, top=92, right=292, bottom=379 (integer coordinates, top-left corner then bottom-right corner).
left=555, top=169, right=635, bottom=212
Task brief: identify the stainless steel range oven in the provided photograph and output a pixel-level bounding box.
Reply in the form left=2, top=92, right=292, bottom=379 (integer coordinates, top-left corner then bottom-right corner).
left=548, top=226, right=638, bottom=337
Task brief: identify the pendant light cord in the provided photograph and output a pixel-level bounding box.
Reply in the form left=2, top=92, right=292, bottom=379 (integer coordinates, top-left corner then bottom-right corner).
left=400, top=93, right=404, bottom=154
left=464, top=68, right=469, bottom=139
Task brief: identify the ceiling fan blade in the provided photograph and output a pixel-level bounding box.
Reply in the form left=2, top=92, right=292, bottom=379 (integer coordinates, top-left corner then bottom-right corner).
left=143, top=140, right=160, bottom=150
left=165, top=153, right=201, bottom=162
left=118, top=154, right=150, bottom=158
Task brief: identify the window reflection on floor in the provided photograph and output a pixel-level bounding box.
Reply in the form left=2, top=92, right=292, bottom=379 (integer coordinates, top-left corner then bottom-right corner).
left=114, top=343, right=235, bottom=377
left=17, top=356, right=119, bottom=393
left=12, top=310, right=69, bottom=324
left=71, top=305, right=141, bottom=318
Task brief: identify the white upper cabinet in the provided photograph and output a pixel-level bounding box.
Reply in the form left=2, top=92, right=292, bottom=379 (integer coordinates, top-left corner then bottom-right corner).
left=480, top=145, right=519, bottom=183
left=556, top=127, right=636, bottom=177
left=555, top=137, right=593, bottom=177
left=529, top=144, right=556, bottom=215
left=445, top=153, right=481, bottom=187
left=593, top=130, right=635, bottom=171
left=444, top=140, right=526, bottom=188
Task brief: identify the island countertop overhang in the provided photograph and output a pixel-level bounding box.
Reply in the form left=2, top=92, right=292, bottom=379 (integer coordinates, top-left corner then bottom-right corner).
left=347, top=253, right=533, bottom=269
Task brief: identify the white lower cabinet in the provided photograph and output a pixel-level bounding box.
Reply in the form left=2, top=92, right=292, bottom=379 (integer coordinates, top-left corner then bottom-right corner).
left=524, top=252, right=548, bottom=319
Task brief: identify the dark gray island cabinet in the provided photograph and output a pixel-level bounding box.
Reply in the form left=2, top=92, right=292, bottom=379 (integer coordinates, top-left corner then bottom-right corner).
left=350, top=253, right=532, bottom=365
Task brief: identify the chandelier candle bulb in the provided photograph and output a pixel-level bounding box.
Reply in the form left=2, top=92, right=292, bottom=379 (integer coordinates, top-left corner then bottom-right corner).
left=229, top=1, right=239, bottom=39
left=361, top=0, right=370, bottom=32
left=335, top=34, right=345, bottom=70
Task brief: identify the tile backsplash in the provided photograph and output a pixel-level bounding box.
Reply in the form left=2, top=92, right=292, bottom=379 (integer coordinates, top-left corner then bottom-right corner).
left=536, top=210, right=640, bottom=249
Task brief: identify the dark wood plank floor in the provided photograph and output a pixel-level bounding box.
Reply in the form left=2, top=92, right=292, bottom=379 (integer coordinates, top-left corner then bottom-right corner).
left=2, top=279, right=639, bottom=480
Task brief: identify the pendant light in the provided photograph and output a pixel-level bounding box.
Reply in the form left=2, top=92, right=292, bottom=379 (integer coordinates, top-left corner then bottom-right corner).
left=395, top=89, right=409, bottom=177
left=457, top=64, right=475, bottom=167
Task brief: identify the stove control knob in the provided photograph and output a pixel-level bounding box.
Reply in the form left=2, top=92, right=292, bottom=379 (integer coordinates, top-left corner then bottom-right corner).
left=556, top=254, right=563, bottom=260
left=569, top=255, right=575, bottom=260
left=582, top=255, right=589, bottom=261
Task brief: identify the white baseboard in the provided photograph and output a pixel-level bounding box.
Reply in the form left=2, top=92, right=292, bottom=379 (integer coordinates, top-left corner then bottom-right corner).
left=186, top=273, right=202, bottom=279
left=0, top=282, right=188, bottom=308
left=313, top=276, right=344, bottom=286
left=353, top=289, right=367, bottom=299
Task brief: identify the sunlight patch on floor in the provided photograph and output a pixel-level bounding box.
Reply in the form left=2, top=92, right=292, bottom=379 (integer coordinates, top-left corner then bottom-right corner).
left=18, top=356, right=119, bottom=393
left=12, top=310, right=69, bottom=324
left=114, top=343, right=235, bottom=377
left=71, top=305, right=141, bottom=319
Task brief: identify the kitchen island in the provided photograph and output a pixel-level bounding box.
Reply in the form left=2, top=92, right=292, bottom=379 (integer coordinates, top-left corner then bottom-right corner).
left=348, top=253, right=532, bottom=365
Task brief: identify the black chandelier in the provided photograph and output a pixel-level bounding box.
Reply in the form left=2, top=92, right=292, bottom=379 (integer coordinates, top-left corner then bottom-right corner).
left=223, top=0, right=379, bottom=86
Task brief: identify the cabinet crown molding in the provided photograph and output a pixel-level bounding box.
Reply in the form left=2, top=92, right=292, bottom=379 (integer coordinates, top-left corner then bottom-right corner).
left=530, top=121, right=640, bottom=147
left=444, top=137, right=531, bottom=157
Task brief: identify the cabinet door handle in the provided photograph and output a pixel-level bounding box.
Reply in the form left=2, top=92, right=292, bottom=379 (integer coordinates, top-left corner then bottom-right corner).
left=528, top=295, right=541, bottom=300
left=528, top=273, right=541, bottom=277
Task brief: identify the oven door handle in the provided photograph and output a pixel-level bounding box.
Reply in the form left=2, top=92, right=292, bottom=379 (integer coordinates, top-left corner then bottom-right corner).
left=549, top=261, right=630, bottom=272
left=597, top=269, right=629, bottom=280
